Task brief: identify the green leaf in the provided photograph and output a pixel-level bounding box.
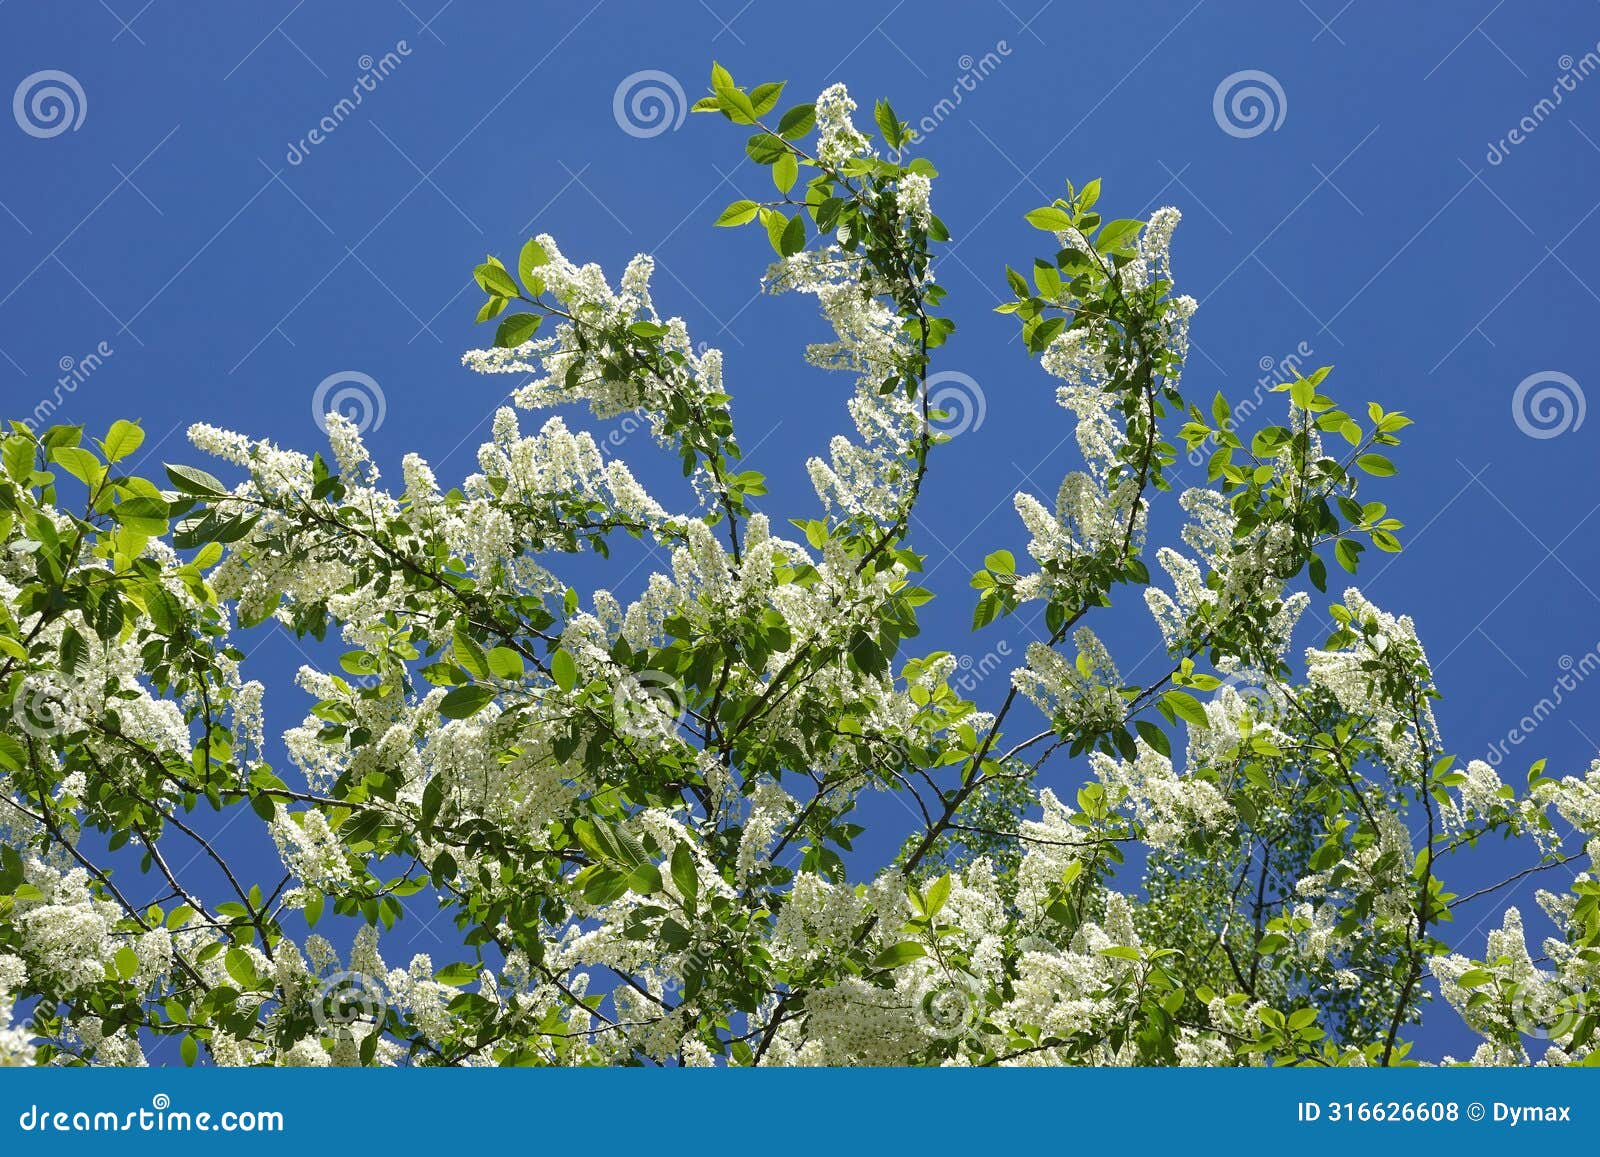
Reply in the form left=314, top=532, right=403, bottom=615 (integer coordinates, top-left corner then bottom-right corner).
left=779, top=213, right=806, bottom=257
left=1024, top=206, right=1075, bottom=232
left=670, top=842, right=698, bottom=903
left=60, top=626, right=87, bottom=676
left=113, top=496, right=169, bottom=535
left=582, top=867, right=629, bottom=906
left=1287, top=1007, right=1319, bottom=1031
left=1162, top=689, right=1209, bottom=729
left=51, top=446, right=103, bottom=486
left=435, top=962, right=479, bottom=985
left=143, top=585, right=182, bottom=636
left=983, top=549, right=1014, bottom=575
left=487, top=646, right=524, bottom=681
left=551, top=649, right=578, bottom=692
left=473, top=260, right=519, bottom=298
left=3, top=436, right=34, bottom=483
left=439, top=685, right=495, bottom=719
left=871, top=941, right=927, bottom=969
left=0, top=734, right=26, bottom=773
left=494, top=313, right=541, bottom=348
left=924, top=874, right=951, bottom=918
left=874, top=99, right=902, bottom=148
left=180, top=1035, right=199, bottom=1066
left=773, top=151, right=798, bottom=193
left=746, top=132, right=787, bottom=164
left=165, top=904, right=195, bottom=930
left=517, top=238, right=549, bottom=288
left=224, top=946, right=258, bottom=988
left=102, top=420, right=144, bottom=463
left=777, top=103, right=815, bottom=139
left=712, top=62, right=756, bottom=122
left=1095, top=218, right=1143, bottom=252
left=627, top=863, right=664, bottom=895
left=848, top=630, right=886, bottom=676
left=1335, top=538, right=1364, bottom=574
left=750, top=81, right=786, bottom=117
left=435, top=960, right=476, bottom=985
left=164, top=463, right=227, bottom=496
left=1356, top=453, right=1396, bottom=477
left=114, top=945, right=140, bottom=980
left=715, top=200, right=760, bottom=227
left=1134, top=720, right=1171, bottom=758
left=451, top=623, right=488, bottom=680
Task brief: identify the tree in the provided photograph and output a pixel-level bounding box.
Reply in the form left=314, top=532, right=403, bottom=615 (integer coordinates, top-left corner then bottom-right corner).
left=0, top=65, right=1595, bottom=1068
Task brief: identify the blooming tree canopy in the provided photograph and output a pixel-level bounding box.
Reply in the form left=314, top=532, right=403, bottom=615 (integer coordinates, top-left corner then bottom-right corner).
left=1, top=66, right=1596, bottom=1068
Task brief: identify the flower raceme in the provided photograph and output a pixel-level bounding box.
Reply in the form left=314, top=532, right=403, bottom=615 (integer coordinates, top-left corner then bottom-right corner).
left=0, top=64, right=1594, bottom=1068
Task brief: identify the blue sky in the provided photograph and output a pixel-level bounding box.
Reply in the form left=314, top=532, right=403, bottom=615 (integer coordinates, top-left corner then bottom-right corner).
left=4, top=0, right=1599, bottom=1061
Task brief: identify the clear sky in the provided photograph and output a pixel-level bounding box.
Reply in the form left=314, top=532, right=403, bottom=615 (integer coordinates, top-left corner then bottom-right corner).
left=3, top=0, right=1599, bottom=1062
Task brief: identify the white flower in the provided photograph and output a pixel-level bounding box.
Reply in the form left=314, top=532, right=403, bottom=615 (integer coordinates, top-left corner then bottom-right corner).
left=898, top=172, right=932, bottom=231
left=815, top=83, right=870, bottom=166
